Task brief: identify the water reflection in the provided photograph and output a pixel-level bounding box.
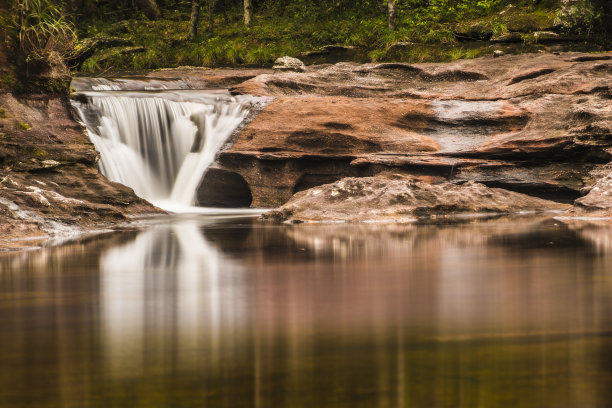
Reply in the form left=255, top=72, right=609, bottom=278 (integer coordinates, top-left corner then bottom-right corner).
left=1, top=217, right=612, bottom=407
left=101, top=221, right=247, bottom=378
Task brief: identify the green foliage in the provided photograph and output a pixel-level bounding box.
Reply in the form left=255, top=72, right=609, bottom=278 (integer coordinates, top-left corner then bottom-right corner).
left=17, top=121, right=30, bottom=130
left=555, top=0, right=600, bottom=35
left=67, top=0, right=609, bottom=72
left=9, top=0, right=77, bottom=64
left=33, top=77, right=71, bottom=93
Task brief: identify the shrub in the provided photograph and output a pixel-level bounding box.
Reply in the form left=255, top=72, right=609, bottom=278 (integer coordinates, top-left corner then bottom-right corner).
left=9, top=0, right=76, bottom=66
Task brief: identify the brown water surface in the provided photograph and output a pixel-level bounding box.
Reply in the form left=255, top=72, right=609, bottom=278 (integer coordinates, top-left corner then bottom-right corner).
left=1, top=216, right=612, bottom=407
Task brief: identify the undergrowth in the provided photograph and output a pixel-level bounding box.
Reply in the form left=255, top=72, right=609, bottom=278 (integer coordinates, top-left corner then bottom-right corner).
left=75, top=0, right=609, bottom=72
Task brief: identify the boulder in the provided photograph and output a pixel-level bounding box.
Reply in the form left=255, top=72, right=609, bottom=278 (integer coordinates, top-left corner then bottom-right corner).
left=273, top=56, right=306, bottom=73
left=263, top=176, right=568, bottom=222
left=572, top=168, right=612, bottom=214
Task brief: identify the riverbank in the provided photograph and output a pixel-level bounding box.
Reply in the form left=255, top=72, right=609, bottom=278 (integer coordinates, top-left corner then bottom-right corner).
left=2, top=50, right=612, bottom=249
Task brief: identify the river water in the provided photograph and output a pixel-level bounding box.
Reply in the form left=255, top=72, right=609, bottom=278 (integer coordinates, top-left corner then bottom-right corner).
left=1, top=215, right=612, bottom=408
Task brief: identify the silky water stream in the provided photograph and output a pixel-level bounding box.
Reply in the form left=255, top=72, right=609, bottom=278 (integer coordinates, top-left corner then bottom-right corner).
left=71, top=78, right=262, bottom=212
left=1, top=78, right=612, bottom=408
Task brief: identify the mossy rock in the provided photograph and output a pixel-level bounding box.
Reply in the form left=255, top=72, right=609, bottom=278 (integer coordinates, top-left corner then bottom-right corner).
left=33, top=77, right=71, bottom=94
left=70, top=37, right=135, bottom=68
left=81, top=46, right=146, bottom=72
left=490, top=32, right=524, bottom=43
left=502, top=12, right=557, bottom=33
left=452, top=23, right=494, bottom=41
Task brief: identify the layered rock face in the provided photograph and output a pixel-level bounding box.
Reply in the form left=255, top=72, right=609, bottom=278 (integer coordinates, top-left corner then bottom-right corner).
left=191, top=51, right=612, bottom=215
left=0, top=51, right=160, bottom=248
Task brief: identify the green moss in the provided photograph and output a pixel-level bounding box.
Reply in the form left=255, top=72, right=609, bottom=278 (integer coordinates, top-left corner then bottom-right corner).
left=0, top=107, right=8, bottom=119
left=34, top=148, right=48, bottom=158
left=17, top=122, right=31, bottom=130
left=0, top=73, right=17, bottom=89
left=33, top=78, right=71, bottom=94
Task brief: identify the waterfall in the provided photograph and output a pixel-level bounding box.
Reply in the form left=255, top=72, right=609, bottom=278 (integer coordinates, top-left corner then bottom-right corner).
left=71, top=84, right=260, bottom=212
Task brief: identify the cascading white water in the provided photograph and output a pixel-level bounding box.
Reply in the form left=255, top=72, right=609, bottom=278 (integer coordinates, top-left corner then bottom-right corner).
left=71, top=83, right=261, bottom=212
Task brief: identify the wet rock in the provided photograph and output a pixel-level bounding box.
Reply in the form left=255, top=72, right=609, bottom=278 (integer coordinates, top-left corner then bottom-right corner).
left=273, top=56, right=306, bottom=73
left=263, top=176, right=568, bottom=222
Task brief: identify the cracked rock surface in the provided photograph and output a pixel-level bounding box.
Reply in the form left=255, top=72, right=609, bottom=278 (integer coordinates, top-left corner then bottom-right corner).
left=185, top=51, right=612, bottom=213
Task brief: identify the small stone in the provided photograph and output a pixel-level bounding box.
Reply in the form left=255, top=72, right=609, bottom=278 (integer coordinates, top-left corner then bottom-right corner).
left=493, top=50, right=505, bottom=58
left=273, top=56, right=306, bottom=73
left=41, top=160, right=61, bottom=168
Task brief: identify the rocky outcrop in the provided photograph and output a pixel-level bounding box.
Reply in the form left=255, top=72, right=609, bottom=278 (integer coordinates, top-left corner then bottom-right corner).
left=569, top=166, right=612, bottom=215
left=0, top=65, right=161, bottom=248
left=189, top=51, right=612, bottom=212
left=146, top=67, right=274, bottom=89
left=263, top=176, right=568, bottom=222
left=273, top=56, right=306, bottom=72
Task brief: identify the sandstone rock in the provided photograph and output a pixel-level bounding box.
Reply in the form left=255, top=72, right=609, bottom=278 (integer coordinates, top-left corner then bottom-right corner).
left=493, top=50, right=505, bottom=58
left=273, top=56, right=306, bottom=73
left=217, top=52, right=612, bottom=210
left=0, top=86, right=161, bottom=247
left=263, top=176, right=568, bottom=222
left=573, top=169, right=612, bottom=213
left=146, top=67, right=273, bottom=88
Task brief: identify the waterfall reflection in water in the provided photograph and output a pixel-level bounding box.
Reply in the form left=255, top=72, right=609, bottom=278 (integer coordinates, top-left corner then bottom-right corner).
left=1, top=218, right=612, bottom=407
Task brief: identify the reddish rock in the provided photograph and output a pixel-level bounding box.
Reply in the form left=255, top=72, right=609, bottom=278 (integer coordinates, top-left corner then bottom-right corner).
left=570, top=167, right=612, bottom=215
left=204, top=51, right=612, bottom=210
left=263, top=176, right=568, bottom=222
left=0, top=88, right=161, bottom=248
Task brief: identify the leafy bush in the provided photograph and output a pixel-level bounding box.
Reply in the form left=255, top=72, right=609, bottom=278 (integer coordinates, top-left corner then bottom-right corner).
left=9, top=0, right=76, bottom=65
left=555, top=0, right=599, bottom=34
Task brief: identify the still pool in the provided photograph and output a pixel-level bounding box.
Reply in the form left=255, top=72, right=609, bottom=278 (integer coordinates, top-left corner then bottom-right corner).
left=1, top=215, right=612, bottom=407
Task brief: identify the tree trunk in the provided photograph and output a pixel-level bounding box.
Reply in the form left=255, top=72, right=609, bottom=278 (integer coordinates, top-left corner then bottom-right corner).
left=136, top=0, right=161, bottom=19
left=222, top=0, right=229, bottom=24
left=189, top=0, right=201, bottom=41
left=388, top=0, right=396, bottom=30
left=244, top=0, right=252, bottom=27
left=208, top=0, right=215, bottom=36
